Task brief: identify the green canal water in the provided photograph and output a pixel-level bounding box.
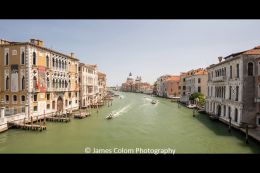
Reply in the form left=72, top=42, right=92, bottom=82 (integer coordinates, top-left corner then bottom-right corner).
left=1, top=92, right=260, bottom=153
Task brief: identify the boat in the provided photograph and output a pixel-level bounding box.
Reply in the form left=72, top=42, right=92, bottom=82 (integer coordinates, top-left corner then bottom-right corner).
left=114, top=94, right=119, bottom=97
left=187, top=104, right=196, bottom=109
left=151, top=100, right=157, bottom=104
left=106, top=113, right=113, bottom=119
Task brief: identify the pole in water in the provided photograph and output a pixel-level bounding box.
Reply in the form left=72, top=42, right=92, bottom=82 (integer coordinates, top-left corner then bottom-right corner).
left=228, top=117, right=231, bottom=133
left=246, top=125, right=249, bottom=144
left=31, top=116, right=33, bottom=126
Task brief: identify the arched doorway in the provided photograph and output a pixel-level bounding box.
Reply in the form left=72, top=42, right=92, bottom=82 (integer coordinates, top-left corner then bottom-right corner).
left=57, top=96, right=63, bottom=112
left=217, top=105, right=221, bottom=116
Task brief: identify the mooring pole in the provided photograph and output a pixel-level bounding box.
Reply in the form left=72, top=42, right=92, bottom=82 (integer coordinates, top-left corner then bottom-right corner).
left=228, top=116, right=231, bottom=133
left=246, top=125, right=249, bottom=144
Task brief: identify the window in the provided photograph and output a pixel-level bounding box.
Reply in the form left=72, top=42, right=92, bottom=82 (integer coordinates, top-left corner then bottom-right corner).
left=75, top=92, right=78, bottom=97
left=76, top=100, right=78, bottom=104
left=21, top=52, right=25, bottom=64
left=5, top=95, right=9, bottom=102
left=223, top=106, right=226, bottom=117
left=65, top=100, right=68, bottom=107
left=5, top=53, right=9, bottom=65
left=229, top=86, right=232, bottom=100
left=34, top=94, right=37, bottom=102
left=248, top=62, right=254, bottom=76
left=235, top=109, right=238, bottom=122
left=21, top=95, right=25, bottom=102
left=230, top=65, right=232, bottom=79
left=208, top=86, right=209, bottom=96
left=21, top=76, right=25, bottom=90
left=47, top=104, right=50, bottom=109
left=52, top=101, right=55, bottom=109
left=198, top=86, right=201, bottom=93
left=228, top=107, right=231, bottom=119
left=33, top=52, right=36, bottom=65
left=33, top=76, right=37, bottom=89
left=69, top=92, right=71, bottom=98
left=53, top=58, right=55, bottom=67
left=236, top=86, right=239, bottom=101
left=13, top=95, right=17, bottom=102
left=33, top=106, right=38, bottom=112
left=46, top=55, right=49, bottom=67
left=46, top=94, right=50, bottom=100
left=5, top=76, right=9, bottom=90
left=236, top=64, right=239, bottom=78
left=198, top=78, right=201, bottom=83
left=47, top=78, right=50, bottom=88
left=69, top=101, right=72, bottom=105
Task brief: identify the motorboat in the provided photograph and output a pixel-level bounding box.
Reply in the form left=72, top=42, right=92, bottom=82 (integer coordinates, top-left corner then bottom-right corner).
left=151, top=100, right=157, bottom=104
left=106, top=113, right=113, bottom=119
left=187, top=104, right=196, bottom=109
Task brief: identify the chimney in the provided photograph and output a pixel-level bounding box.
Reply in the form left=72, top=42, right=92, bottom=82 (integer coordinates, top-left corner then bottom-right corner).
left=70, top=52, right=75, bottom=58
left=218, top=56, right=223, bottom=63
left=30, top=39, right=43, bottom=47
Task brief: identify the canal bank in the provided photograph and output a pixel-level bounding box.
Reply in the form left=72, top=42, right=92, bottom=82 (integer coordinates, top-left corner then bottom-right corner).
left=0, top=92, right=260, bottom=153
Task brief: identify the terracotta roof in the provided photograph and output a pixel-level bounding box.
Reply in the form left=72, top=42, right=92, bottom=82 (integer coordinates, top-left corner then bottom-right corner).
left=225, top=46, right=260, bottom=59
left=165, top=76, right=180, bottom=82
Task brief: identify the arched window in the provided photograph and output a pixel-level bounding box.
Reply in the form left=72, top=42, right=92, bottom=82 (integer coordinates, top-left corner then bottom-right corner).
left=21, top=95, right=25, bottom=102
left=62, top=61, right=64, bottom=70
left=5, top=53, right=9, bottom=65
left=46, top=55, right=49, bottom=67
left=65, top=80, right=68, bottom=88
left=33, top=76, right=37, bottom=88
left=59, top=79, right=61, bottom=88
left=22, top=76, right=25, bottom=90
left=62, top=80, right=64, bottom=88
left=235, top=108, right=238, bottom=122
left=21, top=52, right=25, bottom=64
left=53, top=58, right=55, bottom=67
left=52, top=79, right=55, bottom=88
left=228, top=106, right=231, bottom=119
left=65, top=61, right=67, bottom=70
left=5, top=95, right=9, bottom=102
left=33, top=52, right=36, bottom=65
left=6, top=76, right=9, bottom=90
left=56, top=60, right=58, bottom=68
left=47, top=77, right=50, bottom=88
left=248, top=62, right=254, bottom=76
left=59, top=60, right=61, bottom=69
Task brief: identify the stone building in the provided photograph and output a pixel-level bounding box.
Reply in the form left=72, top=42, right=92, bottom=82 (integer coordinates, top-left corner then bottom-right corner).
left=0, top=39, right=79, bottom=117
left=155, top=75, right=173, bottom=97
left=180, top=68, right=208, bottom=105
left=162, top=76, right=180, bottom=98
left=79, top=63, right=99, bottom=108
left=206, top=46, right=260, bottom=127
left=98, top=72, right=107, bottom=102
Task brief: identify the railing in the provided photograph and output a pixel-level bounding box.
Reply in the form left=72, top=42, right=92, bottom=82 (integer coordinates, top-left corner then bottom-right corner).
left=5, top=106, right=26, bottom=116
left=212, top=76, right=227, bottom=82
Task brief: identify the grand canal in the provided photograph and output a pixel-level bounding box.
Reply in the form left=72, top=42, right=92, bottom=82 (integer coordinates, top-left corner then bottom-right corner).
left=0, top=92, right=260, bottom=153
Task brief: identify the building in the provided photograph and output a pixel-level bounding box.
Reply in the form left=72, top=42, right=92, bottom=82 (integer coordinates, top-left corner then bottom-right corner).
left=180, top=68, right=208, bottom=105
left=155, top=75, right=173, bottom=97
left=97, top=71, right=107, bottom=102
left=121, top=72, right=151, bottom=93
left=0, top=38, right=80, bottom=117
left=206, top=46, right=260, bottom=127
left=79, top=63, right=99, bottom=108
left=162, top=76, right=180, bottom=98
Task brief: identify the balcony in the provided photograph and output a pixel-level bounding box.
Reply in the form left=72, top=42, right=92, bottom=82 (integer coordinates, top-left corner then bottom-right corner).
left=212, top=76, right=226, bottom=82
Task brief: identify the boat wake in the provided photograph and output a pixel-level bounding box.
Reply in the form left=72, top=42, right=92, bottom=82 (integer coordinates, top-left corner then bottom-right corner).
left=111, top=105, right=131, bottom=118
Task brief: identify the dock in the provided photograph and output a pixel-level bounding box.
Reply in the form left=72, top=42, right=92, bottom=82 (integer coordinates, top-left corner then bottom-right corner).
left=9, top=122, right=47, bottom=131
left=46, top=116, right=70, bottom=123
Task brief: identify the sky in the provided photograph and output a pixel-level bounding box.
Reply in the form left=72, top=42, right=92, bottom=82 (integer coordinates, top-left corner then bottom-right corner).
left=1, top=20, right=260, bottom=86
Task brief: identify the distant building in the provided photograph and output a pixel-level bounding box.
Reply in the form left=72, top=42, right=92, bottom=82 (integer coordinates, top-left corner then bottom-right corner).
left=79, top=63, right=99, bottom=108
left=162, top=76, right=180, bottom=98
left=121, top=73, right=151, bottom=93
left=180, top=68, right=208, bottom=105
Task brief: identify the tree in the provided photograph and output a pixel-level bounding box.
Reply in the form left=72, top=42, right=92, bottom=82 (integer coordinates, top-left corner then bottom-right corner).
left=189, top=92, right=205, bottom=107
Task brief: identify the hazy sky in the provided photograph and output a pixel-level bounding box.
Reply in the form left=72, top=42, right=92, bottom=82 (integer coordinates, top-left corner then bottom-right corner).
left=1, top=20, right=260, bottom=86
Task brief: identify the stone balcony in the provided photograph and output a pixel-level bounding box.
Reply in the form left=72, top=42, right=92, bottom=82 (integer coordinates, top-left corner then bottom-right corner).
left=255, top=97, right=260, bottom=103
left=212, top=76, right=227, bottom=82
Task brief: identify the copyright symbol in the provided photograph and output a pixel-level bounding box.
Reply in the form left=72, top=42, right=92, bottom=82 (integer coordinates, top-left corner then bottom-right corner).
left=85, top=147, right=91, bottom=153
